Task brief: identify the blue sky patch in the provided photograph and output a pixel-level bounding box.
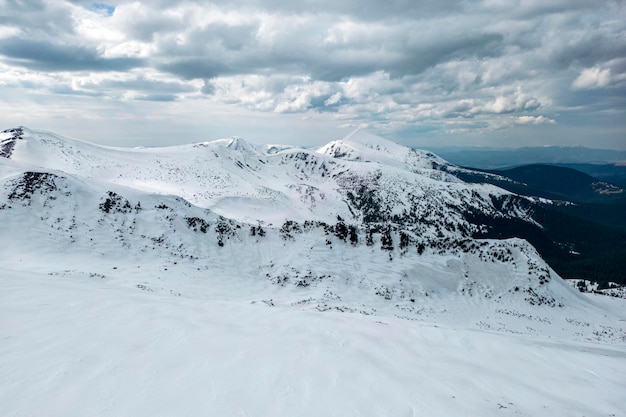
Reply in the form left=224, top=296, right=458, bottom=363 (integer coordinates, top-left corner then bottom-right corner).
left=88, top=3, right=115, bottom=16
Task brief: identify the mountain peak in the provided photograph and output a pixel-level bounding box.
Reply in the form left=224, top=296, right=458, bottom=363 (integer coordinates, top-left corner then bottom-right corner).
left=317, top=129, right=450, bottom=173
left=341, top=128, right=401, bottom=149
left=226, top=136, right=254, bottom=152
left=317, top=129, right=409, bottom=161
left=202, top=136, right=259, bottom=155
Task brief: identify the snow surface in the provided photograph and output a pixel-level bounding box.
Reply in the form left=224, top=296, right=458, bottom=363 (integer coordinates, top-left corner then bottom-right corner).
left=2, top=127, right=511, bottom=227
left=1, top=126, right=625, bottom=416
left=2, top=266, right=625, bottom=417
left=568, top=279, right=626, bottom=299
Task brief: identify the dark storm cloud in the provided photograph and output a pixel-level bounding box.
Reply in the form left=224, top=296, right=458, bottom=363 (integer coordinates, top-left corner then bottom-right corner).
left=0, top=38, right=144, bottom=71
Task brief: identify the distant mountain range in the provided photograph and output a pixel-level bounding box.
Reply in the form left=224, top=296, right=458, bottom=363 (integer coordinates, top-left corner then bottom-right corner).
left=426, top=145, right=626, bottom=189
left=455, top=163, right=624, bottom=204
left=425, top=145, right=626, bottom=170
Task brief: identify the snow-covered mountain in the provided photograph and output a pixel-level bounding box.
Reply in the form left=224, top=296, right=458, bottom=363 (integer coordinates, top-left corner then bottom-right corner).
left=2, top=126, right=625, bottom=416
left=0, top=125, right=617, bottom=319
left=3, top=126, right=526, bottom=229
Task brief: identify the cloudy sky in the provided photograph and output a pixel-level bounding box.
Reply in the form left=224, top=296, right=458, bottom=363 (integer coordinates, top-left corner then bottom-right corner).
left=0, top=0, right=625, bottom=148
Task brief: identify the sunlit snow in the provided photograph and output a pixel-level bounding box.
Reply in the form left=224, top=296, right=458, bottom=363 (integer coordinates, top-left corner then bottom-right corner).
left=1, top=127, right=624, bottom=416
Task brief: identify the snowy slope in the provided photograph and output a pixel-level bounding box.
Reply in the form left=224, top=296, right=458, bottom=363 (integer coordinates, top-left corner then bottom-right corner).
left=1, top=125, right=621, bottom=328
left=1, top=126, right=520, bottom=230
left=318, top=128, right=453, bottom=175
left=2, top=268, right=625, bottom=417
left=1, top=126, right=625, bottom=416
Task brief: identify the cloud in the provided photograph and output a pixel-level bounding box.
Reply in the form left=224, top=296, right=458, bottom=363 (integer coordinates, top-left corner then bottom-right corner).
left=481, top=90, right=542, bottom=114
left=572, top=59, right=626, bottom=90
left=133, top=93, right=177, bottom=102
left=201, top=80, right=216, bottom=95
left=0, top=0, right=624, bottom=148
left=77, top=74, right=197, bottom=96
left=0, top=38, right=144, bottom=72
left=0, top=0, right=76, bottom=38
left=108, top=2, right=184, bottom=42
left=158, top=59, right=228, bottom=80
left=573, top=67, right=612, bottom=89
left=515, top=115, right=556, bottom=125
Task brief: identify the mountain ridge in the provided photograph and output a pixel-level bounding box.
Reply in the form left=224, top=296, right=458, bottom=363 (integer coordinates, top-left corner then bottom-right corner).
left=1, top=126, right=517, bottom=228
left=2, top=126, right=624, bottom=345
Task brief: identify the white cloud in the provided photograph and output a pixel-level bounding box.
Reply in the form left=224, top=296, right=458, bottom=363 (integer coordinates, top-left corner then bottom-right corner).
left=572, top=60, right=626, bottom=90
left=572, top=67, right=612, bottom=89
left=515, top=115, right=556, bottom=125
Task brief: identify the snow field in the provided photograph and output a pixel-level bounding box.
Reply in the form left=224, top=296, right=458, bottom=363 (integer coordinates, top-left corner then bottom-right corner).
left=2, top=269, right=625, bottom=417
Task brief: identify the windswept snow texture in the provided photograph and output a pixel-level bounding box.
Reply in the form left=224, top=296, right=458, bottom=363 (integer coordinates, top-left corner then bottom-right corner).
left=2, top=269, right=625, bottom=417
left=1, top=127, right=625, bottom=416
